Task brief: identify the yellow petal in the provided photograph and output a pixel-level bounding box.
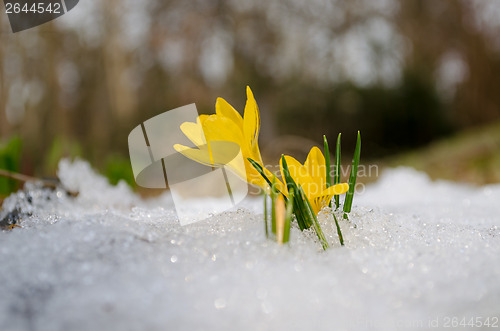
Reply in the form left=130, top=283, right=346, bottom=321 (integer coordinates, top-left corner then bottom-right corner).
left=202, top=115, right=245, bottom=147
left=280, top=155, right=318, bottom=199
left=319, top=183, right=349, bottom=197
left=174, top=143, right=251, bottom=189
left=225, top=157, right=249, bottom=181
left=179, top=121, right=206, bottom=147
left=215, top=97, right=243, bottom=129
left=243, top=86, right=260, bottom=154
left=309, top=183, right=349, bottom=215
left=203, top=118, right=249, bottom=165
left=173, top=144, right=214, bottom=166
left=304, top=146, right=326, bottom=191
left=198, top=114, right=209, bottom=125
left=174, top=140, right=244, bottom=168
left=310, top=195, right=331, bottom=216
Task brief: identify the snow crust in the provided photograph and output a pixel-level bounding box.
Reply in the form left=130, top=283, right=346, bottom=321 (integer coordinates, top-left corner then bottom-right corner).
left=1, top=159, right=499, bottom=331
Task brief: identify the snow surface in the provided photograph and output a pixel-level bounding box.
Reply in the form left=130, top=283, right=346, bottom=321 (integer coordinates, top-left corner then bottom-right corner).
left=1, top=159, right=499, bottom=331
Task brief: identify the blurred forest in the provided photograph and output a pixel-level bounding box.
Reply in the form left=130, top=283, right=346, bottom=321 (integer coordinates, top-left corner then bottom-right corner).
left=1, top=0, right=500, bottom=187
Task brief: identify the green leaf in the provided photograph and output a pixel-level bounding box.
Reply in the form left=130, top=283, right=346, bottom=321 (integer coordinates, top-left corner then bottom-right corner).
left=323, top=135, right=331, bottom=188
left=332, top=212, right=344, bottom=246
left=334, top=133, right=341, bottom=209
left=247, top=157, right=286, bottom=198
left=247, top=157, right=273, bottom=188
left=280, top=155, right=310, bottom=230
left=343, top=131, right=361, bottom=215
left=297, top=184, right=329, bottom=250
left=283, top=188, right=294, bottom=244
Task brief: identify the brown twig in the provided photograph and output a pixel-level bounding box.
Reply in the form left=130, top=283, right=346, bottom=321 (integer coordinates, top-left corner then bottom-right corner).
left=0, top=168, right=58, bottom=189
left=0, top=168, right=79, bottom=197
left=0, top=169, right=61, bottom=192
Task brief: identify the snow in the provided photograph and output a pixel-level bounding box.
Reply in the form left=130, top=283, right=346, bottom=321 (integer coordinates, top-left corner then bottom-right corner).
left=1, top=160, right=499, bottom=331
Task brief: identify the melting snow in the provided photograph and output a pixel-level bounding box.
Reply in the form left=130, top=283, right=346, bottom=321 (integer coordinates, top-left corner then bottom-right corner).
left=0, top=159, right=499, bottom=331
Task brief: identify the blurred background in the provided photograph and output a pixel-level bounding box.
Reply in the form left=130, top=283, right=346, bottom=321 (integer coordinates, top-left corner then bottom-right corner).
left=1, top=0, right=500, bottom=196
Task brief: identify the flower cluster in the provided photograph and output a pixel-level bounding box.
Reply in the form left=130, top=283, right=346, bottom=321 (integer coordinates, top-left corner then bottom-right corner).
left=176, top=87, right=360, bottom=249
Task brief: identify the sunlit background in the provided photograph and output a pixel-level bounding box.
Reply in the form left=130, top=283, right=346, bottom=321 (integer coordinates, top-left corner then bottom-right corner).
left=1, top=0, right=500, bottom=192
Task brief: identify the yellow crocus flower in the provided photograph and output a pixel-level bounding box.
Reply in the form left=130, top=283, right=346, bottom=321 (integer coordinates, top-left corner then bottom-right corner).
left=280, top=147, right=349, bottom=215
left=174, top=86, right=283, bottom=192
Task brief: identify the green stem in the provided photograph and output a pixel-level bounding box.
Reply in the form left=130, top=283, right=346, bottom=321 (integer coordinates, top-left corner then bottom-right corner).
left=334, top=133, right=341, bottom=209
left=283, top=189, right=294, bottom=244
left=298, top=185, right=329, bottom=250
left=264, top=192, right=269, bottom=238
left=343, top=131, right=361, bottom=216
left=271, top=178, right=277, bottom=235
left=248, top=157, right=285, bottom=198
left=281, top=155, right=309, bottom=230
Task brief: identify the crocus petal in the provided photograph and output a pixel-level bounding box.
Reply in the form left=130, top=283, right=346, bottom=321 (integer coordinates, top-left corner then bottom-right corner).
left=174, top=140, right=246, bottom=168
left=215, top=97, right=244, bottom=130
left=198, top=114, right=209, bottom=125
left=225, top=156, right=248, bottom=180
left=309, top=183, right=349, bottom=215
left=176, top=86, right=276, bottom=193
left=310, top=195, right=330, bottom=216
left=304, top=146, right=326, bottom=191
left=179, top=121, right=206, bottom=147
left=316, top=183, right=349, bottom=198
left=243, top=86, right=260, bottom=155
left=280, top=155, right=317, bottom=197
left=173, top=144, right=214, bottom=167
left=174, top=143, right=250, bottom=187
left=202, top=115, right=245, bottom=149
